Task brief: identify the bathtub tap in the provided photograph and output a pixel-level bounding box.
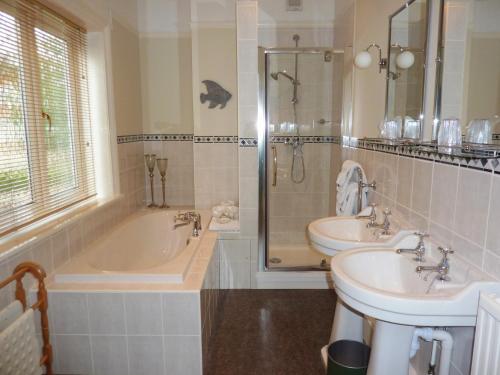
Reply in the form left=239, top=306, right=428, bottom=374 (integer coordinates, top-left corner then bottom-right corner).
left=174, top=211, right=202, bottom=237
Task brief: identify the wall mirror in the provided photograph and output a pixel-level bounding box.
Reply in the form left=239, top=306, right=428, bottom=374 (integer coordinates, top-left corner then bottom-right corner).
left=434, top=0, right=500, bottom=145
left=384, top=0, right=429, bottom=140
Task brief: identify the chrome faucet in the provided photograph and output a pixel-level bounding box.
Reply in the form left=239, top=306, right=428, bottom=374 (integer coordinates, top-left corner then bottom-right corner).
left=396, top=232, right=429, bottom=262
left=355, top=203, right=377, bottom=227
left=371, top=208, right=392, bottom=235
left=357, top=168, right=376, bottom=214
left=174, top=211, right=202, bottom=237
left=416, top=246, right=454, bottom=281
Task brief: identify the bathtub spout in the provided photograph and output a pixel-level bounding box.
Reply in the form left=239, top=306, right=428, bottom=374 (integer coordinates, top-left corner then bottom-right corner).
left=174, top=211, right=202, bottom=237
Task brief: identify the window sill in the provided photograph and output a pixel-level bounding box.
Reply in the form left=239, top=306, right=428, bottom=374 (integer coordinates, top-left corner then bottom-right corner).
left=0, top=195, right=125, bottom=263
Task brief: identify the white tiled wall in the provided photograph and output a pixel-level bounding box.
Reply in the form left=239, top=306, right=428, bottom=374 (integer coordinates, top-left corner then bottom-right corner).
left=344, top=146, right=500, bottom=375
left=194, top=143, right=239, bottom=209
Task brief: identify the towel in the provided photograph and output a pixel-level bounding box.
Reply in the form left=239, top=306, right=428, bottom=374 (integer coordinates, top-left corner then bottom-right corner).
left=336, top=160, right=365, bottom=189
left=336, top=182, right=359, bottom=216
left=0, top=308, right=42, bottom=375
left=0, top=301, right=23, bottom=332
left=336, top=160, right=368, bottom=216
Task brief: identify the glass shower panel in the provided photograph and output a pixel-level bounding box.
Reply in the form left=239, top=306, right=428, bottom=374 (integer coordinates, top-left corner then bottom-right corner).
left=265, top=51, right=337, bottom=270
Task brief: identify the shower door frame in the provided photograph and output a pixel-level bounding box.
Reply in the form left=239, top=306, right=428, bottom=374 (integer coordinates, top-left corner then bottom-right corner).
left=257, top=46, right=343, bottom=272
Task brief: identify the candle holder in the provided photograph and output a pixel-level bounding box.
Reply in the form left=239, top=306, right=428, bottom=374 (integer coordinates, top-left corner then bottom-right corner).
left=156, top=158, right=169, bottom=209
left=144, top=154, right=158, bottom=207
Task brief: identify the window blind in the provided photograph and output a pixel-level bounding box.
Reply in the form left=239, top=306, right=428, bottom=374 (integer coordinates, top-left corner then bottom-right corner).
left=0, top=0, right=95, bottom=235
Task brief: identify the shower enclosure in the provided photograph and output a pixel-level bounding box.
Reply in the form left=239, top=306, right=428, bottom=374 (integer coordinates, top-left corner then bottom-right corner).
left=258, top=42, right=344, bottom=271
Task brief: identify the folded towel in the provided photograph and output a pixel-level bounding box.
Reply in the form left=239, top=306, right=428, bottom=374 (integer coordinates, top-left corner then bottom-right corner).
left=336, top=160, right=368, bottom=215
left=336, top=160, right=364, bottom=189
left=336, top=182, right=359, bottom=216
left=0, top=300, right=23, bottom=333
left=208, top=217, right=240, bottom=232
left=0, top=308, right=42, bottom=375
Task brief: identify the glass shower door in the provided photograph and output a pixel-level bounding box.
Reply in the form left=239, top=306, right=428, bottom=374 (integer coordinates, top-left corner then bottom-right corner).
left=264, top=49, right=342, bottom=270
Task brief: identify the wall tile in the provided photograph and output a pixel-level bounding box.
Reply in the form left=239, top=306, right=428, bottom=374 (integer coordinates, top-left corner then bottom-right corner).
left=430, top=163, right=458, bottom=230
left=54, top=335, right=92, bottom=374
left=486, top=174, right=500, bottom=254
left=396, top=156, right=414, bottom=208
left=411, top=159, right=433, bottom=217
left=91, top=335, right=128, bottom=375
left=162, top=293, right=201, bottom=335
left=127, top=335, right=165, bottom=375
left=88, top=293, right=126, bottom=335
left=125, top=293, right=163, bottom=335
left=164, top=335, right=202, bottom=375
left=49, top=293, right=89, bottom=334
left=453, top=168, right=491, bottom=247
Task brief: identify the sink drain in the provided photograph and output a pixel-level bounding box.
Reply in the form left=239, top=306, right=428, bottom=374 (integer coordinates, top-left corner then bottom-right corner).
left=269, top=257, right=282, bottom=264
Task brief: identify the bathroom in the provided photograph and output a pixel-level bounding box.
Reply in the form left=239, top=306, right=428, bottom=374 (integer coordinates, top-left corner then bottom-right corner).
left=0, top=0, right=499, bottom=374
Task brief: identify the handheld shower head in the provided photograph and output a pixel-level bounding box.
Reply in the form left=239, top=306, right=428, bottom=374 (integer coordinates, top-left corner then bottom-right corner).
left=270, top=72, right=279, bottom=80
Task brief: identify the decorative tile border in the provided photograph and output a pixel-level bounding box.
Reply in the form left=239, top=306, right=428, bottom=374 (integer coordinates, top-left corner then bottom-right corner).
left=193, top=135, right=238, bottom=143
left=117, top=134, right=193, bottom=144
left=117, top=134, right=144, bottom=144
left=347, top=138, right=500, bottom=173
left=239, top=138, right=258, bottom=147
left=144, top=134, right=193, bottom=141
left=270, top=135, right=340, bottom=144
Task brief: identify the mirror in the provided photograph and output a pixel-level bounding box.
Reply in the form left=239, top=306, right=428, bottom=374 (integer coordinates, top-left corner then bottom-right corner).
left=385, top=0, right=429, bottom=140
left=435, top=0, right=500, bottom=144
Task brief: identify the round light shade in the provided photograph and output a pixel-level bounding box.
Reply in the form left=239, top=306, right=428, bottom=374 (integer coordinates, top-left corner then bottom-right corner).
left=396, top=51, right=415, bottom=69
left=354, top=51, right=372, bottom=69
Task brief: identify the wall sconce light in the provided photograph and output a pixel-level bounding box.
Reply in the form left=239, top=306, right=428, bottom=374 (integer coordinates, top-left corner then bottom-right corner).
left=354, top=44, right=387, bottom=73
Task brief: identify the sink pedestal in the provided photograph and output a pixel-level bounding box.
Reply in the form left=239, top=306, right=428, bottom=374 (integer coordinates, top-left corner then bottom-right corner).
left=367, top=320, right=415, bottom=375
left=330, top=300, right=364, bottom=343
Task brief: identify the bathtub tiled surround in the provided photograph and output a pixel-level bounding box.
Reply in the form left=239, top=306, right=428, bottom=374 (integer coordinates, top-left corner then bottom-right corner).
left=0, top=198, right=128, bottom=312
left=46, top=219, right=221, bottom=375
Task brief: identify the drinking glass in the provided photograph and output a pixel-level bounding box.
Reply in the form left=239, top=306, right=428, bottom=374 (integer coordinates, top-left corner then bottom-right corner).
left=465, top=119, right=492, bottom=144
left=438, top=118, right=462, bottom=154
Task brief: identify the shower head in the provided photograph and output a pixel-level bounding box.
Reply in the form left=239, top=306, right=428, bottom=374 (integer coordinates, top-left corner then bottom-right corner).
left=270, top=71, right=299, bottom=85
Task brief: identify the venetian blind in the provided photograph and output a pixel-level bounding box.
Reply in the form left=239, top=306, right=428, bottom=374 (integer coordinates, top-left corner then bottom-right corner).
left=0, top=0, right=95, bottom=235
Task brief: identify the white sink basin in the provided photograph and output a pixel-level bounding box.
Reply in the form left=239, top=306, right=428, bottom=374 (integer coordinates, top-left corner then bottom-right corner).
left=307, top=216, right=414, bottom=256
left=331, top=242, right=500, bottom=326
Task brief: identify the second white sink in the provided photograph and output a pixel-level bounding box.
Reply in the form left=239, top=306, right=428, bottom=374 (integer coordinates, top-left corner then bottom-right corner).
left=308, top=215, right=414, bottom=256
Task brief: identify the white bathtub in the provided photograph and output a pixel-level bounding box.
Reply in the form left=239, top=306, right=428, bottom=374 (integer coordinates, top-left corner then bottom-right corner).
left=54, top=209, right=209, bottom=284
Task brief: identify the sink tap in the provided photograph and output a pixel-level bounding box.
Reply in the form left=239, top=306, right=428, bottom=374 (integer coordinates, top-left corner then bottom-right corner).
left=396, top=232, right=429, bottom=262
left=174, top=211, right=202, bottom=237
left=355, top=203, right=378, bottom=227
left=416, top=246, right=454, bottom=281
left=356, top=168, right=376, bottom=214
left=371, top=208, right=392, bottom=235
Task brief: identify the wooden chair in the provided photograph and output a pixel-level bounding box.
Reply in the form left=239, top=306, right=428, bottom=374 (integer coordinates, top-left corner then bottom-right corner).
left=0, top=262, right=53, bottom=375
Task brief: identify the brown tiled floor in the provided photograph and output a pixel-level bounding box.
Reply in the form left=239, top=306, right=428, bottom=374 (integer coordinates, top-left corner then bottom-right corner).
left=205, top=289, right=336, bottom=375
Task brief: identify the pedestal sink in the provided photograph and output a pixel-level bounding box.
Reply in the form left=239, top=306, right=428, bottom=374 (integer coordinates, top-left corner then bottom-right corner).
left=330, top=237, right=500, bottom=375
left=308, top=215, right=414, bottom=256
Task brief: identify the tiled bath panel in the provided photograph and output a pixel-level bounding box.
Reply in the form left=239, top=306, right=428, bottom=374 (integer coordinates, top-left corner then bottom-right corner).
left=46, top=236, right=221, bottom=375
left=143, top=139, right=195, bottom=206
left=343, top=145, right=500, bottom=375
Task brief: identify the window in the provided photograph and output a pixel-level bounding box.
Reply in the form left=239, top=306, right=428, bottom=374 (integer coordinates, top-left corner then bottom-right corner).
left=0, top=0, right=95, bottom=235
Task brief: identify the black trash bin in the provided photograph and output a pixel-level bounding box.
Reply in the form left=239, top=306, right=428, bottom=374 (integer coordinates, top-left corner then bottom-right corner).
left=327, top=340, right=371, bottom=375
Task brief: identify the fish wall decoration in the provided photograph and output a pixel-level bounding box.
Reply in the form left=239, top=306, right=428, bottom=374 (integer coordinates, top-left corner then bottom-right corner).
left=200, top=80, right=232, bottom=109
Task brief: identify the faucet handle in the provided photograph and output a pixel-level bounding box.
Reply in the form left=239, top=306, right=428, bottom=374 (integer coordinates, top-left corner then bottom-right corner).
left=383, top=208, right=391, bottom=216
left=414, top=232, right=429, bottom=241
left=438, top=246, right=454, bottom=258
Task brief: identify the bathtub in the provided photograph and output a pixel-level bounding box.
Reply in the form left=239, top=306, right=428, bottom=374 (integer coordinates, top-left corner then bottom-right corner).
left=54, top=209, right=210, bottom=284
